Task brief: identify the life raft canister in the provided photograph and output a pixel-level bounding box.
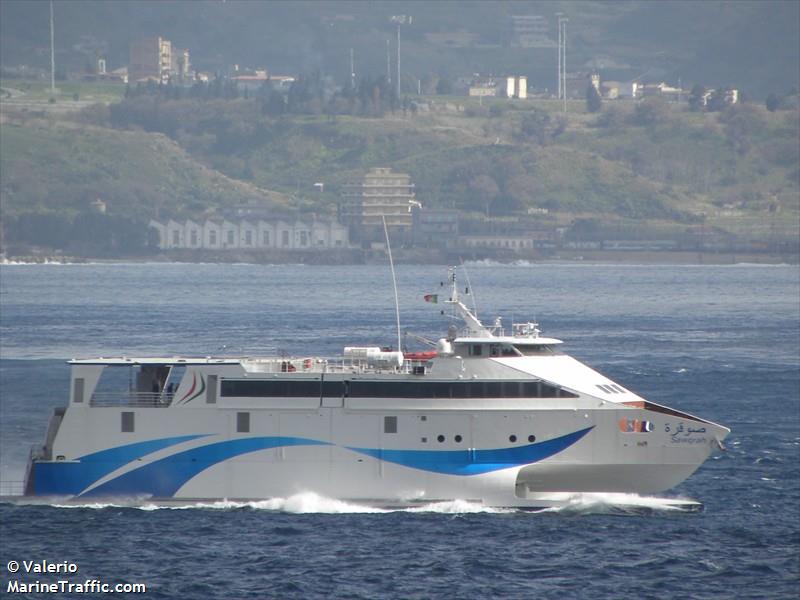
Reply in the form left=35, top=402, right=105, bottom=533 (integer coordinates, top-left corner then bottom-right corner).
left=403, top=351, right=438, bottom=361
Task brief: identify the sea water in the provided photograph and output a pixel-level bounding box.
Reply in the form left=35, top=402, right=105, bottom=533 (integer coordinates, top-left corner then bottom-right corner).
left=0, top=263, right=798, bottom=599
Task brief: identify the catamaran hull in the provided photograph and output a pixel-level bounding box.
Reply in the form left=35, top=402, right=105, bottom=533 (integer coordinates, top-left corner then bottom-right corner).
left=25, top=405, right=726, bottom=507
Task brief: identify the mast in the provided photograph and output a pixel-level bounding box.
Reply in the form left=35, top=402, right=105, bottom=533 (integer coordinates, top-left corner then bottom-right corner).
left=444, top=267, right=492, bottom=337
left=382, top=216, right=402, bottom=351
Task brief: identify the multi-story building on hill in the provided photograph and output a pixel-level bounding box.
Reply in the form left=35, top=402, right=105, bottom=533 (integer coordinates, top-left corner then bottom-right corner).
left=129, top=37, right=176, bottom=83
left=342, top=167, right=416, bottom=243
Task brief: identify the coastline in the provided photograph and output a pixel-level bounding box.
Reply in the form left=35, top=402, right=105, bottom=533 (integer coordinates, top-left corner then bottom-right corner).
left=2, top=248, right=797, bottom=266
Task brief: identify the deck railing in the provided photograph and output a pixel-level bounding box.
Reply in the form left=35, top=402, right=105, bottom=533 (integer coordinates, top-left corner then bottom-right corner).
left=241, top=358, right=417, bottom=375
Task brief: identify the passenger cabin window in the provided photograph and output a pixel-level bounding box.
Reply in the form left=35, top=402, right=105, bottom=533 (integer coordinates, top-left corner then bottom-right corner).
left=121, top=411, right=134, bottom=432
left=384, top=416, right=397, bottom=434
left=486, top=344, right=520, bottom=357
left=73, top=378, right=84, bottom=403
left=237, top=412, right=250, bottom=433
left=222, top=379, right=323, bottom=397
left=514, top=345, right=560, bottom=356
left=206, top=375, right=217, bottom=404
left=219, top=379, right=578, bottom=399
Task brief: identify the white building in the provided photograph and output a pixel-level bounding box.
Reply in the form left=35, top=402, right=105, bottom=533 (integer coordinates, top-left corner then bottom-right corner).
left=257, top=220, right=275, bottom=248
left=166, top=220, right=184, bottom=249
left=239, top=220, right=258, bottom=249
left=185, top=220, right=202, bottom=249
left=294, top=220, right=312, bottom=249
left=150, top=218, right=349, bottom=251
left=275, top=221, right=293, bottom=249
left=203, top=220, right=222, bottom=249
left=506, top=76, right=527, bottom=99
left=457, top=235, right=535, bottom=251
left=221, top=221, right=239, bottom=249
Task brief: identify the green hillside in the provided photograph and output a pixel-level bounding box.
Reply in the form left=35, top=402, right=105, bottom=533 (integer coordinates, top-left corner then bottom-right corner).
left=1, top=90, right=797, bottom=253
left=0, top=119, right=290, bottom=219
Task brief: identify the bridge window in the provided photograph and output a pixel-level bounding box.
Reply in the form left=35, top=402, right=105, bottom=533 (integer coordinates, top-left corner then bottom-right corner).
left=514, top=345, right=560, bottom=356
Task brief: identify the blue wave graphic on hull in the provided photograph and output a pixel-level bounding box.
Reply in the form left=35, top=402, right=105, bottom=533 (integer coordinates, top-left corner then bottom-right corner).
left=347, top=426, right=594, bottom=475
left=34, top=427, right=593, bottom=497
left=33, top=435, right=209, bottom=495
left=82, top=436, right=329, bottom=497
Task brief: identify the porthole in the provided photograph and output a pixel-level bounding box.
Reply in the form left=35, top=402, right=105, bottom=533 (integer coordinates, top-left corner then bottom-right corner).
left=454, top=434, right=463, bottom=443
left=437, top=434, right=445, bottom=443
left=509, top=434, right=517, bottom=443
left=528, top=435, right=536, bottom=443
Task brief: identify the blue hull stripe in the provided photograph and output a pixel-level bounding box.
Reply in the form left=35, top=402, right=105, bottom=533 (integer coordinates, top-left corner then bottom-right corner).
left=34, top=427, right=593, bottom=497
left=82, top=436, right=329, bottom=497
left=33, top=435, right=209, bottom=495
left=347, top=426, right=594, bottom=475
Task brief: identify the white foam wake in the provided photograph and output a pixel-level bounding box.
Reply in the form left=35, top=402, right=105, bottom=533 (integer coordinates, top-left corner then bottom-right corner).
left=532, top=492, right=700, bottom=514
left=37, top=493, right=508, bottom=514
left=404, top=499, right=513, bottom=514
left=29, top=491, right=698, bottom=515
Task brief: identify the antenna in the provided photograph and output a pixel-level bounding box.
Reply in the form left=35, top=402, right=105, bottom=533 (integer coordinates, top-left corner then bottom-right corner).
left=386, top=39, right=391, bottom=84
left=350, top=47, right=355, bottom=89
left=49, top=0, right=56, bottom=95
left=382, top=215, right=402, bottom=352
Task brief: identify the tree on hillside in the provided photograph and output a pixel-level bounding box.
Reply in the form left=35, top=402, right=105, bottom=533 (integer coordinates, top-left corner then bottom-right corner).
left=468, top=174, right=500, bottom=216
left=706, top=89, right=727, bottom=112
left=586, top=82, right=602, bottom=113
left=595, top=105, right=625, bottom=128
left=515, top=109, right=566, bottom=146
left=719, top=103, right=765, bottom=155
left=436, top=77, right=453, bottom=95
left=688, top=84, right=706, bottom=112
left=262, top=90, right=286, bottom=116
left=633, top=97, right=670, bottom=126
left=766, top=93, right=780, bottom=112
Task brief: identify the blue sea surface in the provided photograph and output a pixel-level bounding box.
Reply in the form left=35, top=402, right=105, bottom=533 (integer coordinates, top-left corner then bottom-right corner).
left=1, top=263, right=798, bottom=599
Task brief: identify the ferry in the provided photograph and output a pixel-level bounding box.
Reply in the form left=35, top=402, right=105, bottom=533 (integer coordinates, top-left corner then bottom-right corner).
left=22, top=269, right=729, bottom=509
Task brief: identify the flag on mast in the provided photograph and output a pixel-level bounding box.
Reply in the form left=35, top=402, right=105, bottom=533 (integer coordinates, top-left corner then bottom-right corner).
left=423, top=294, right=438, bottom=304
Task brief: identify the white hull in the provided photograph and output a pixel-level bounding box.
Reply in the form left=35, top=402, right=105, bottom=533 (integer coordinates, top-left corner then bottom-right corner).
left=28, top=399, right=725, bottom=507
